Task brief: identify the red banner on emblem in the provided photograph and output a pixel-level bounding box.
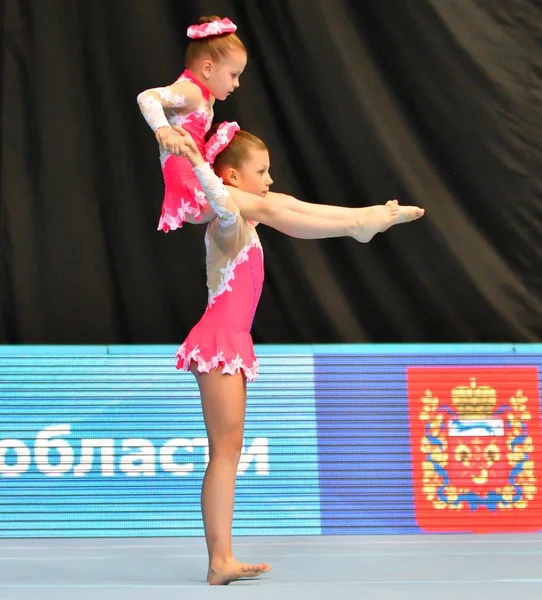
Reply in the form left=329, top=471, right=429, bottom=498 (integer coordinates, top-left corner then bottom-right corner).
left=407, top=366, right=542, bottom=532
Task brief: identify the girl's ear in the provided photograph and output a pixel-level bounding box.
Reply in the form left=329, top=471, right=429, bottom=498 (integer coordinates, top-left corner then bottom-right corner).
left=223, top=167, right=240, bottom=186
left=201, top=59, right=214, bottom=80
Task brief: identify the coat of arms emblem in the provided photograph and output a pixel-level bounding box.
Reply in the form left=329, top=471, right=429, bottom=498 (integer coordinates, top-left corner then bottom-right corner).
left=407, top=367, right=542, bottom=532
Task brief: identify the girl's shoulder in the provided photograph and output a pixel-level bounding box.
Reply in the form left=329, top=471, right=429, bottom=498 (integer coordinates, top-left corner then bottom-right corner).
left=167, top=76, right=205, bottom=109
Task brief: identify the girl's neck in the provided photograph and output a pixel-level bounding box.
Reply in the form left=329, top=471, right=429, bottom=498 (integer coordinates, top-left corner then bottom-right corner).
left=183, top=69, right=212, bottom=101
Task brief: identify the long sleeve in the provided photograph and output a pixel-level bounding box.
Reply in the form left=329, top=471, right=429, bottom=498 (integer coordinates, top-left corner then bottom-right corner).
left=193, top=163, right=239, bottom=229
left=136, top=79, right=203, bottom=132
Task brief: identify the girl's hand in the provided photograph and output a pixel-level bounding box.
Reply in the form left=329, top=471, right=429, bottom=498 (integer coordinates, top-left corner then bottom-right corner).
left=155, top=126, right=171, bottom=146
left=172, top=126, right=204, bottom=166
left=155, top=127, right=187, bottom=156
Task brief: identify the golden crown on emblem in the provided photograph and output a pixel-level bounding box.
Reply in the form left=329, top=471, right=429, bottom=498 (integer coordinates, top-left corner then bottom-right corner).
left=451, top=378, right=497, bottom=419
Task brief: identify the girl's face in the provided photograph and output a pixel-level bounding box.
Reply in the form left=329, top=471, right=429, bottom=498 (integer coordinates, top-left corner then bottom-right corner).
left=205, top=50, right=247, bottom=101
left=233, top=149, right=274, bottom=197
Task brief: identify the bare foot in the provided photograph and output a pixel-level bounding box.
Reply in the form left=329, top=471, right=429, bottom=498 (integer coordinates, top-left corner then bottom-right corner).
left=392, top=204, right=425, bottom=224
left=351, top=200, right=424, bottom=243
left=350, top=202, right=400, bottom=243
left=207, top=557, right=271, bottom=585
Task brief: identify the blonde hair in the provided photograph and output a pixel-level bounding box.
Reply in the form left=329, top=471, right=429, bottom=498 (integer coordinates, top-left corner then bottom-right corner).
left=185, top=15, right=247, bottom=68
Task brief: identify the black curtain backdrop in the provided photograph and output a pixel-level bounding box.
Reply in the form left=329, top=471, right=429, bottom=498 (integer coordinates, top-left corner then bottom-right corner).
left=1, top=0, right=541, bottom=345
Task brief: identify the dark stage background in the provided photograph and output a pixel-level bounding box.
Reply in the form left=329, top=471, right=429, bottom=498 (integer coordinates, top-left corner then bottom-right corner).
left=1, top=0, right=541, bottom=345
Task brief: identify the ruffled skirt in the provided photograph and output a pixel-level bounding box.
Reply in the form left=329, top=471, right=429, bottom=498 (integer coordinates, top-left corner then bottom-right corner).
left=158, top=155, right=211, bottom=232
left=176, top=324, right=259, bottom=382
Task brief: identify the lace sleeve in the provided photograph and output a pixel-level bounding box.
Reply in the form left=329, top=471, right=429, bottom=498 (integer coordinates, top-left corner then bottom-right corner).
left=193, top=163, right=239, bottom=229
left=136, top=79, right=202, bottom=132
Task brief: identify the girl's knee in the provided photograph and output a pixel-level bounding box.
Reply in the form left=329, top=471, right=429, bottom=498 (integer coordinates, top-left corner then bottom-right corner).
left=209, top=434, right=243, bottom=461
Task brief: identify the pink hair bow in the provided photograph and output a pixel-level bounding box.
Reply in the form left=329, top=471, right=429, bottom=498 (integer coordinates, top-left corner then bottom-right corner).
left=187, top=18, right=237, bottom=39
left=205, top=121, right=240, bottom=165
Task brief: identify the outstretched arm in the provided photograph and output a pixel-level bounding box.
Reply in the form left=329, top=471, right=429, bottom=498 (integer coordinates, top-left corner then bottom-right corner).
left=265, top=192, right=362, bottom=220
left=226, top=187, right=355, bottom=240
left=174, top=129, right=355, bottom=239
left=228, top=187, right=423, bottom=243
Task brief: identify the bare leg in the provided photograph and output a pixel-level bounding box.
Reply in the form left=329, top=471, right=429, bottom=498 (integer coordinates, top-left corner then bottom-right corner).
left=267, top=192, right=374, bottom=220
left=192, top=365, right=271, bottom=585
left=267, top=192, right=424, bottom=224
left=171, top=125, right=424, bottom=234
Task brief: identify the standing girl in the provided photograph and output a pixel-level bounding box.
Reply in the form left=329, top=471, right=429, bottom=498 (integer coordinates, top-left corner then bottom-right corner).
left=173, top=124, right=423, bottom=585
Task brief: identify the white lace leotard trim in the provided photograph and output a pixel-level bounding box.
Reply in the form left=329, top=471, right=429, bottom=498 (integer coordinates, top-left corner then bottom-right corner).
left=206, top=235, right=262, bottom=306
